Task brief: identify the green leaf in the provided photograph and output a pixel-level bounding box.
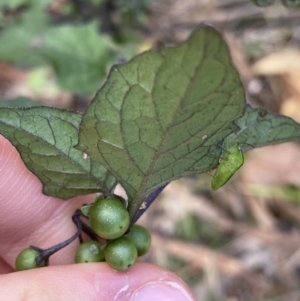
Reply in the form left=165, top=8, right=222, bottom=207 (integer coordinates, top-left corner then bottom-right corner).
left=36, top=22, right=112, bottom=95
left=0, top=8, right=49, bottom=65
left=0, top=107, right=116, bottom=199
left=77, top=25, right=246, bottom=217
left=227, top=104, right=300, bottom=150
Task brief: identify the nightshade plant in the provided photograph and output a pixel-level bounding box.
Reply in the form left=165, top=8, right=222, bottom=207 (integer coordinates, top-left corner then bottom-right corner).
left=2, top=25, right=300, bottom=271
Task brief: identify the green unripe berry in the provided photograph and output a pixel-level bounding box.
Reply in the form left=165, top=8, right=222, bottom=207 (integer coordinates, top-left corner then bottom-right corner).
left=15, top=247, right=46, bottom=271
left=251, top=0, right=275, bottom=6
left=89, top=196, right=130, bottom=240
left=127, top=225, right=151, bottom=256
left=104, top=237, right=137, bottom=271
left=75, top=240, right=104, bottom=263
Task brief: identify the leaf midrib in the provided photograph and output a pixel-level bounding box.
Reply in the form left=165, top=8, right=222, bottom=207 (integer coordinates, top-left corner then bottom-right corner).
left=125, top=34, right=218, bottom=211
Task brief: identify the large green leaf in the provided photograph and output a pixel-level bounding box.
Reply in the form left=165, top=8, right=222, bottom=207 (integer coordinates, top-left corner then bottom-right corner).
left=0, top=107, right=116, bottom=199
left=77, top=25, right=246, bottom=216
left=228, top=104, right=300, bottom=150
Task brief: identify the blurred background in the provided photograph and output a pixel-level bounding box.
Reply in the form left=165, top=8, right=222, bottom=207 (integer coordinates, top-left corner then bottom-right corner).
left=1, top=0, right=300, bottom=300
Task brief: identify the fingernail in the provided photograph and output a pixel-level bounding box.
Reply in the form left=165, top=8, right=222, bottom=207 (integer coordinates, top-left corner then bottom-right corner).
left=130, top=281, right=194, bottom=301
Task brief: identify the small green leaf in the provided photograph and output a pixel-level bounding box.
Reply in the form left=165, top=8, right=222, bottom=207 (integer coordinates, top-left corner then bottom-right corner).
left=0, top=107, right=116, bottom=199
left=227, top=104, right=300, bottom=149
left=211, top=139, right=244, bottom=190
left=80, top=204, right=93, bottom=216
left=77, top=25, right=246, bottom=217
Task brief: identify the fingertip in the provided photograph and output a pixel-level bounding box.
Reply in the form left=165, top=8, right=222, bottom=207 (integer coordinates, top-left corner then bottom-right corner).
left=0, top=263, right=197, bottom=301
left=107, top=263, right=197, bottom=301
left=94, top=262, right=197, bottom=301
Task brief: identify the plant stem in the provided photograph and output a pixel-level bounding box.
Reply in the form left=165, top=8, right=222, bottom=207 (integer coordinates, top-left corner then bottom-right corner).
left=131, top=183, right=168, bottom=226
left=32, top=215, right=82, bottom=266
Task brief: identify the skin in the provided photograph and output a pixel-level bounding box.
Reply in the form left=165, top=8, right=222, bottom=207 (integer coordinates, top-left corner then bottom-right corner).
left=0, top=135, right=197, bottom=301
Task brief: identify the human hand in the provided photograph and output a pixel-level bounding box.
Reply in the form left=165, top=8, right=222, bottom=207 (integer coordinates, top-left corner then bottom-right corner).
left=0, top=135, right=197, bottom=301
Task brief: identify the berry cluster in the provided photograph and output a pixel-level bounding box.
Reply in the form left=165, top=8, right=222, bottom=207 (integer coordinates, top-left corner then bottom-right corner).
left=15, top=195, right=151, bottom=272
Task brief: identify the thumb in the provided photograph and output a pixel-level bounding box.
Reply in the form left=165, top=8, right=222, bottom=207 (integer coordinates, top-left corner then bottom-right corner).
left=0, top=263, right=197, bottom=301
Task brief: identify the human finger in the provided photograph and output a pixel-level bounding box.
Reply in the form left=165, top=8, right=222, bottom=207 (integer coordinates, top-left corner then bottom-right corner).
left=0, top=263, right=197, bottom=301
